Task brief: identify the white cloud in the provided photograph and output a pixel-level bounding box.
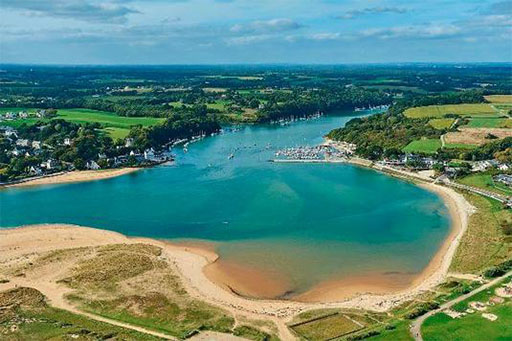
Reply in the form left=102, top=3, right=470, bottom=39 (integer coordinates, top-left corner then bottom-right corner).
left=1, top=0, right=138, bottom=23
left=230, top=18, right=302, bottom=34
left=338, top=7, right=409, bottom=20
left=360, top=24, right=461, bottom=39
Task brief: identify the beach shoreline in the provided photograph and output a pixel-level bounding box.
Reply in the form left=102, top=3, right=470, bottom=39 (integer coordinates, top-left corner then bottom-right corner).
left=192, top=181, right=474, bottom=304
left=2, top=168, right=140, bottom=188
left=0, top=181, right=473, bottom=318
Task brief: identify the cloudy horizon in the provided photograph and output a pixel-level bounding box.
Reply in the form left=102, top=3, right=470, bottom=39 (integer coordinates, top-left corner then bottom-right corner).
left=1, top=0, right=511, bottom=64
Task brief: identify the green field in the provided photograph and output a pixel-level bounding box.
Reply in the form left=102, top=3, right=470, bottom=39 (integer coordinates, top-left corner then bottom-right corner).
left=422, top=277, right=512, bottom=340
left=403, top=138, right=442, bottom=154
left=443, top=143, right=478, bottom=150
left=1, top=107, right=164, bottom=140
left=457, top=173, right=512, bottom=196
left=405, top=104, right=498, bottom=119
left=56, top=108, right=163, bottom=128
left=206, top=100, right=230, bottom=111
left=465, top=117, right=512, bottom=128
left=428, top=118, right=455, bottom=129
left=485, top=95, right=512, bottom=103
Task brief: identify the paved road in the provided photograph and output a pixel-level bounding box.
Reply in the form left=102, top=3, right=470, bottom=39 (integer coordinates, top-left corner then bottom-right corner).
left=410, top=271, right=512, bottom=341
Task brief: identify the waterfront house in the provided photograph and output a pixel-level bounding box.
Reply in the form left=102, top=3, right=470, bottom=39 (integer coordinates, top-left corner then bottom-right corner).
left=86, top=160, right=101, bottom=170
left=144, top=148, right=156, bottom=161
left=28, top=166, right=43, bottom=176
left=41, top=159, right=59, bottom=170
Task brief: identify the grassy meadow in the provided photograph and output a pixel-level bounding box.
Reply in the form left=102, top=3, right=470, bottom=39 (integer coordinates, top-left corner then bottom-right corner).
left=404, top=104, right=498, bottom=119
left=450, top=193, right=512, bottom=274
left=464, top=117, right=512, bottom=128
left=403, top=138, right=442, bottom=154
left=485, top=95, right=512, bottom=103
left=457, top=173, right=512, bottom=197
left=422, top=277, right=512, bottom=340
left=428, top=118, right=455, bottom=130
left=0, top=107, right=164, bottom=140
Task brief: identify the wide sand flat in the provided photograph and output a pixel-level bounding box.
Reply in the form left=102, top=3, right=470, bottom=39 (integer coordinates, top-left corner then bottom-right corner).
left=4, top=168, right=139, bottom=188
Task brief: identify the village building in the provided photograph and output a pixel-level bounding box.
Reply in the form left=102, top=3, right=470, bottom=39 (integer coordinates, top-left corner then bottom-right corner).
left=494, top=174, right=512, bottom=186
left=125, top=138, right=134, bottom=148
left=16, top=139, right=30, bottom=147
left=41, top=159, right=59, bottom=170
left=86, top=160, right=101, bottom=170
left=28, top=166, right=43, bottom=176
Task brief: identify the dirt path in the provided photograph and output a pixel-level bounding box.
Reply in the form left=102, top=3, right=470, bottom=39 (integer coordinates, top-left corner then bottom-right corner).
left=409, top=271, right=512, bottom=341
left=1, top=279, right=177, bottom=340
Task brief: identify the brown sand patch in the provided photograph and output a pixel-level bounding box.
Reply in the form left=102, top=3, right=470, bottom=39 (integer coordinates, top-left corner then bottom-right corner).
left=204, top=259, right=293, bottom=299
left=444, top=128, right=512, bottom=146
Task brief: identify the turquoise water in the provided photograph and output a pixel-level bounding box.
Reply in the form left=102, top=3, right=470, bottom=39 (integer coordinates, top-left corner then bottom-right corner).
left=0, top=110, right=450, bottom=296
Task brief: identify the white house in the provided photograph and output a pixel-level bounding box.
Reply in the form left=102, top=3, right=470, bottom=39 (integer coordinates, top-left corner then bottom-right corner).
left=32, top=141, right=41, bottom=150
left=86, top=160, right=101, bottom=170
left=28, top=166, right=43, bottom=176
left=41, top=159, right=59, bottom=170
left=144, top=148, right=155, bottom=160
left=498, top=164, right=511, bottom=171
left=63, top=138, right=71, bottom=146
left=125, top=138, right=134, bottom=148
left=4, top=130, right=18, bottom=139
left=16, top=139, right=29, bottom=147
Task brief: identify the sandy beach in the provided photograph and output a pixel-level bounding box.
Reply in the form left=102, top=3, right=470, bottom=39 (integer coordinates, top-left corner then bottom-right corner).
left=0, top=182, right=473, bottom=321
left=3, top=168, right=140, bottom=188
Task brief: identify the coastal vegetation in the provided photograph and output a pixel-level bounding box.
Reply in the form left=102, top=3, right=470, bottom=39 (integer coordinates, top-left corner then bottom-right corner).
left=0, top=241, right=278, bottom=340
left=450, top=193, right=512, bottom=274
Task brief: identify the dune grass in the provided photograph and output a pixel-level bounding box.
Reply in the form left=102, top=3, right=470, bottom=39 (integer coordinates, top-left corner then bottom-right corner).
left=0, top=287, right=160, bottom=340
left=450, top=193, right=512, bottom=273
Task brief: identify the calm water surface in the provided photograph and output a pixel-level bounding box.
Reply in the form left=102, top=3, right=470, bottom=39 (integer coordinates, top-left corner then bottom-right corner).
left=0, top=110, right=450, bottom=295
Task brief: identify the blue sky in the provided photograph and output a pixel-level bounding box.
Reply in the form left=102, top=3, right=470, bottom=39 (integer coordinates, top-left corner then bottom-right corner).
left=1, top=0, right=511, bottom=64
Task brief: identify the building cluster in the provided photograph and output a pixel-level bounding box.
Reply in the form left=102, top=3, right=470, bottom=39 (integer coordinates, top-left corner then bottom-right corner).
left=0, top=109, right=49, bottom=122
left=1, top=126, right=173, bottom=182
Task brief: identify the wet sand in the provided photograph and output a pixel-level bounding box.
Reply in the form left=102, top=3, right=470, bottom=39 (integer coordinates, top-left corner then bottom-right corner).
left=192, top=182, right=473, bottom=303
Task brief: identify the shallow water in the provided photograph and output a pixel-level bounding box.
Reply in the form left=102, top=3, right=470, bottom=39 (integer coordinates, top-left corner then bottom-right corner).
left=0, top=110, right=450, bottom=297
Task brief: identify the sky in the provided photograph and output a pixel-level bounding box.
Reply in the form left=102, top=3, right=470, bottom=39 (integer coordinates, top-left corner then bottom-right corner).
left=0, top=0, right=511, bottom=64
